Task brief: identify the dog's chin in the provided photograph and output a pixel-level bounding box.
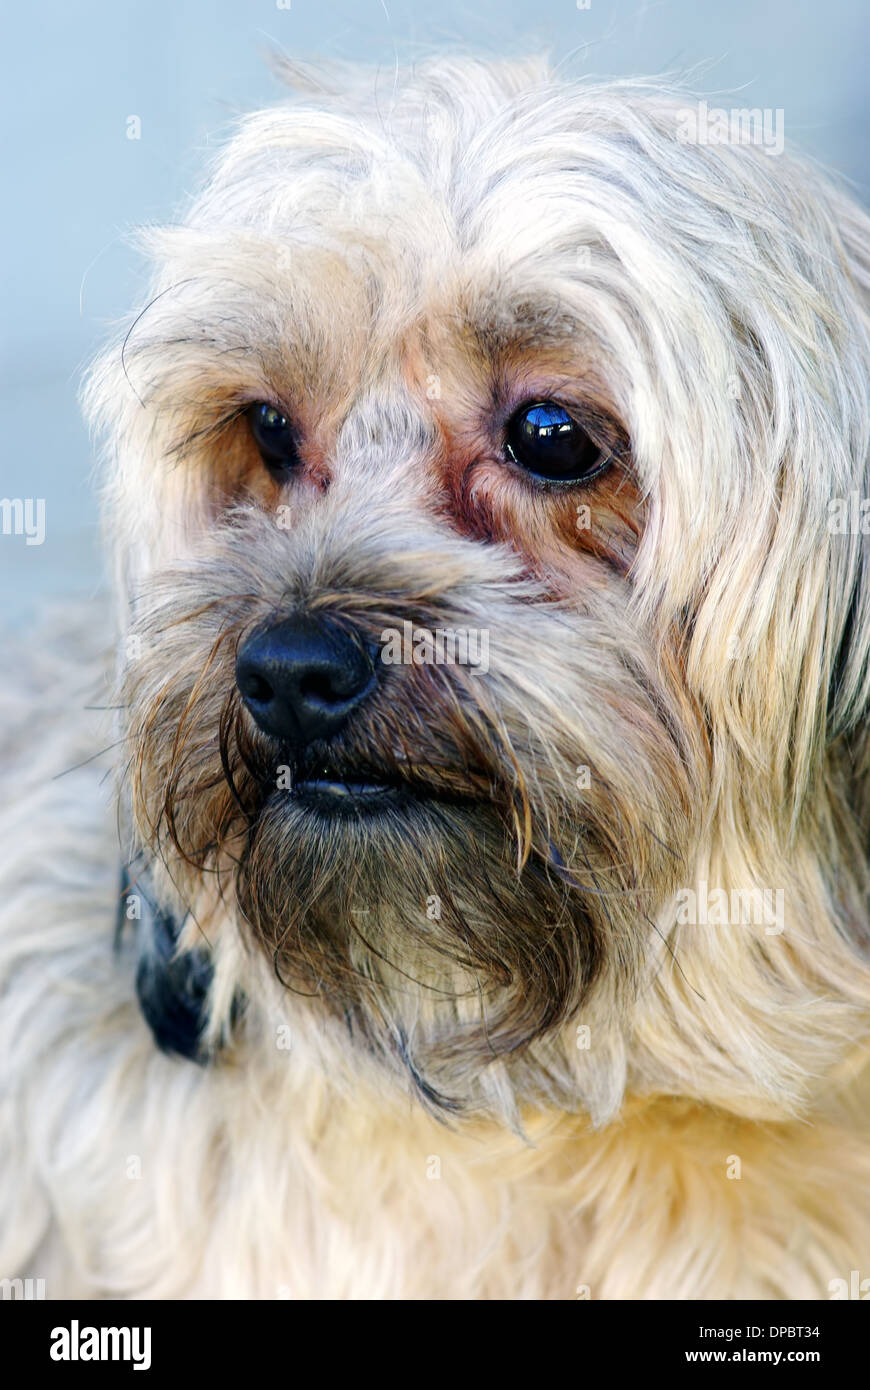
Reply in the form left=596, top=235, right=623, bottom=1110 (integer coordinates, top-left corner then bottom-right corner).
left=239, top=745, right=526, bottom=955
left=244, top=750, right=498, bottom=917
left=225, top=751, right=607, bottom=1108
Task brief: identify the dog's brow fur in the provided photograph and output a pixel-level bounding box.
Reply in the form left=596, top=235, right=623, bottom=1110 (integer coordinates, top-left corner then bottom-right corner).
left=2, top=55, right=870, bottom=1299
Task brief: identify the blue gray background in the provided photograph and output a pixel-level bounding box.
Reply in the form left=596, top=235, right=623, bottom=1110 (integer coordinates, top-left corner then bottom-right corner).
left=2, top=0, right=867, bottom=620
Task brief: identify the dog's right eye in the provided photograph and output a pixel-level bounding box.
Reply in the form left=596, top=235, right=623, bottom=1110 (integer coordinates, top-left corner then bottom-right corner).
left=247, top=402, right=300, bottom=474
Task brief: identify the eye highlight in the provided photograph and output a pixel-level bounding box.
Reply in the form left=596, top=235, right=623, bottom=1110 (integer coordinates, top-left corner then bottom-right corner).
left=247, top=402, right=300, bottom=474
left=504, top=401, right=608, bottom=484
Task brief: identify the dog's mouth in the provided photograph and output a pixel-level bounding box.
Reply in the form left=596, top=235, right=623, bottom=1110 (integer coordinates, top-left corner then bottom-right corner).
left=284, top=752, right=491, bottom=813
left=292, top=768, right=405, bottom=810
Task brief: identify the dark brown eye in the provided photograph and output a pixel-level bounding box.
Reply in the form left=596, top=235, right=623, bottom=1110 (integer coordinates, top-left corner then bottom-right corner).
left=505, top=401, right=608, bottom=484
left=247, top=402, right=300, bottom=474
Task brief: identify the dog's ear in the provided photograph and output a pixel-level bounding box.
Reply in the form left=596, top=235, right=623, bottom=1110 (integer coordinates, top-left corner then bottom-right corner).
left=829, top=560, right=865, bottom=737
left=648, top=149, right=870, bottom=826
left=824, top=189, right=870, bottom=742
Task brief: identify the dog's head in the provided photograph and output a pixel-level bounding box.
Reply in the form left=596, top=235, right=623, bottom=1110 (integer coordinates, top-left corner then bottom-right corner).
left=87, top=59, right=870, bottom=1123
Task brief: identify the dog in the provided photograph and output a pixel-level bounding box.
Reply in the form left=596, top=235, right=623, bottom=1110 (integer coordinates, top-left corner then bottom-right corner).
left=2, top=55, right=870, bottom=1300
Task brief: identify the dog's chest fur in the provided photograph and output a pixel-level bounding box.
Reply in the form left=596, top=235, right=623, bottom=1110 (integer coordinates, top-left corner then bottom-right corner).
left=0, top=678, right=867, bottom=1300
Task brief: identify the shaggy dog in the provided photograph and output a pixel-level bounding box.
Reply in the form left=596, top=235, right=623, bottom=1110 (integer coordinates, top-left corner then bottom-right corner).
left=2, top=57, right=870, bottom=1300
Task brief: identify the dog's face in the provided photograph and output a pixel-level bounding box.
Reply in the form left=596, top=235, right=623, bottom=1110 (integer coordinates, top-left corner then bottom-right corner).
left=88, top=60, right=870, bottom=1120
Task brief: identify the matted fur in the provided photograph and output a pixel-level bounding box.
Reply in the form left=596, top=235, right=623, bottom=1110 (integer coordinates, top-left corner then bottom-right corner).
left=2, top=57, right=870, bottom=1298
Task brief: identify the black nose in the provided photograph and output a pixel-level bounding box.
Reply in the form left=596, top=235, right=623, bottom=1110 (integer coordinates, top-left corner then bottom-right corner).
left=235, top=614, right=376, bottom=746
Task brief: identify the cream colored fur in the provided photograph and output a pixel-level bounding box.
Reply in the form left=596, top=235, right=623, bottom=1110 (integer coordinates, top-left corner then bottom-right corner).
left=2, top=58, right=870, bottom=1299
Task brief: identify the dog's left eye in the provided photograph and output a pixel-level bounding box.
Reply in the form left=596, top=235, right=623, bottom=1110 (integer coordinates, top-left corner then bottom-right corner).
left=505, top=402, right=607, bottom=484
left=247, top=402, right=300, bottom=473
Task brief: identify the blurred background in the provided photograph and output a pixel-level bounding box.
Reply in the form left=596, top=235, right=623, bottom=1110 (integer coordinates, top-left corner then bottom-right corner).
left=1, top=0, right=868, bottom=622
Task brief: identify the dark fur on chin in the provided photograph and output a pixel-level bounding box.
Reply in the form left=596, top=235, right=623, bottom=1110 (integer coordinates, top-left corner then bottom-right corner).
left=123, top=504, right=701, bottom=1110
